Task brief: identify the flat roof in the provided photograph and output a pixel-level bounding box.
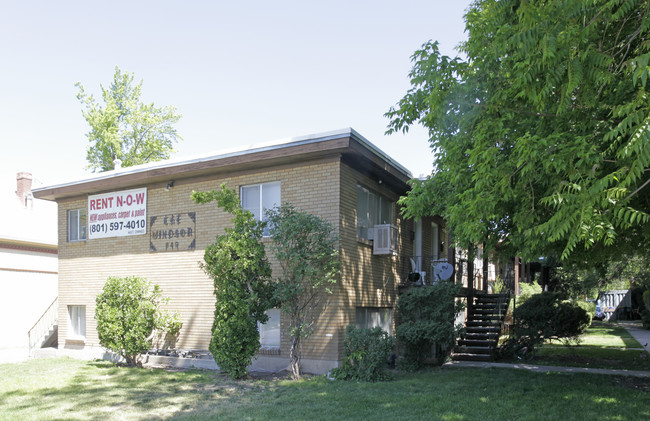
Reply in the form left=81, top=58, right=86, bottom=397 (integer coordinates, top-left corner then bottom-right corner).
left=33, top=128, right=413, bottom=201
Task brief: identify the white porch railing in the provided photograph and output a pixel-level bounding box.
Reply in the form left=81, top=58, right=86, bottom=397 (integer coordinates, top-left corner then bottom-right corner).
left=28, top=297, right=58, bottom=356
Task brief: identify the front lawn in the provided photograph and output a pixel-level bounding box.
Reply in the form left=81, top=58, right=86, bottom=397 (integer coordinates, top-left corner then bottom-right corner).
left=1, top=357, right=649, bottom=420
left=532, top=321, right=650, bottom=370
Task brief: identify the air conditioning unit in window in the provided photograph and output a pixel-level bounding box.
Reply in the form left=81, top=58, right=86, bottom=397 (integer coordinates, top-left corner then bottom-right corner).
left=373, top=224, right=397, bottom=255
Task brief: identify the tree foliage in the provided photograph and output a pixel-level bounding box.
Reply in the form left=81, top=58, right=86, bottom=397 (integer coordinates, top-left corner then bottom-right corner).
left=192, top=184, right=276, bottom=379
left=95, top=276, right=182, bottom=367
left=266, top=204, right=340, bottom=379
left=387, top=0, right=650, bottom=264
left=76, top=66, right=182, bottom=172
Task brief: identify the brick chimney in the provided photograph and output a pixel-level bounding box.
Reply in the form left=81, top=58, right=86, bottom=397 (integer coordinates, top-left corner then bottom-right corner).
left=16, top=171, right=33, bottom=207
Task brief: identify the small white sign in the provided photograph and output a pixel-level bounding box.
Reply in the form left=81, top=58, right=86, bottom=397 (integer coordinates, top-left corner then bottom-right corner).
left=88, top=188, right=147, bottom=239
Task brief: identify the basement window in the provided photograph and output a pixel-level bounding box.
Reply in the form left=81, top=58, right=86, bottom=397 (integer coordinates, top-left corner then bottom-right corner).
left=259, top=308, right=281, bottom=348
left=68, top=305, right=86, bottom=339
left=356, top=307, right=391, bottom=335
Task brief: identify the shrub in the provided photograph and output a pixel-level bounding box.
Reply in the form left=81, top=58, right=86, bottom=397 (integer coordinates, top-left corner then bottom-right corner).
left=332, top=326, right=395, bottom=382
left=576, top=301, right=596, bottom=323
left=193, top=185, right=275, bottom=379
left=641, top=310, right=650, bottom=330
left=517, top=281, right=543, bottom=305
left=95, top=276, right=182, bottom=366
left=643, top=290, right=650, bottom=311
left=491, top=277, right=506, bottom=294
left=513, top=292, right=590, bottom=347
left=395, top=281, right=464, bottom=371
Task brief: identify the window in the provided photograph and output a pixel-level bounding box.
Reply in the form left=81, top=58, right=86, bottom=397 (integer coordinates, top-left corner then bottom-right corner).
left=356, top=307, right=392, bottom=334
left=241, top=182, right=281, bottom=236
left=68, top=305, right=86, bottom=339
left=356, top=184, right=393, bottom=240
left=68, top=209, right=87, bottom=241
left=259, top=308, right=281, bottom=348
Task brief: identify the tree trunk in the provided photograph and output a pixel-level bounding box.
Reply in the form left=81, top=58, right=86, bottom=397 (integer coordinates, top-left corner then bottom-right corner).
left=289, top=335, right=301, bottom=379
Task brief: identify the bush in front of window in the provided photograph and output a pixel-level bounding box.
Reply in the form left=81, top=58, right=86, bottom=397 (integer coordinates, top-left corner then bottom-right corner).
left=395, top=281, right=464, bottom=371
left=95, top=276, right=182, bottom=367
left=332, top=325, right=395, bottom=382
left=192, top=184, right=276, bottom=380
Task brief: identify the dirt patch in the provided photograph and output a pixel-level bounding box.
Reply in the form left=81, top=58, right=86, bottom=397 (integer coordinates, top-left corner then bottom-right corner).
left=248, top=370, right=301, bottom=381
left=536, top=355, right=626, bottom=369
left=611, top=376, right=650, bottom=392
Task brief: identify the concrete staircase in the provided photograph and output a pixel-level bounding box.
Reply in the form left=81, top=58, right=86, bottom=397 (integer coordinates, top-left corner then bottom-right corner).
left=28, top=298, right=58, bottom=356
left=38, top=324, right=58, bottom=348
left=452, top=293, right=509, bottom=362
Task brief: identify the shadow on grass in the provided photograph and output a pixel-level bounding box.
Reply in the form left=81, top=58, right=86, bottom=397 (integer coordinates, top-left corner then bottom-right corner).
left=2, top=359, right=650, bottom=420
left=500, top=321, right=650, bottom=371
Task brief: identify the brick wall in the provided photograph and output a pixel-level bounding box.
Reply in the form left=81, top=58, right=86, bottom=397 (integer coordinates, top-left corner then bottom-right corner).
left=57, top=157, right=342, bottom=362
left=338, top=162, right=413, bottom=354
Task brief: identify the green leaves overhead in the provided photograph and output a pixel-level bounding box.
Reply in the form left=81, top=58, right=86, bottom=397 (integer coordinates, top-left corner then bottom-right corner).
left=76, top=67, right=182, bottom=172
left=387, top=0, right=650, bottom=263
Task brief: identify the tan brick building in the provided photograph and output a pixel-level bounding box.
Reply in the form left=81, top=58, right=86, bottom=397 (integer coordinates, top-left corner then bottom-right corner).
left=33, top=129, right=447, bottom=373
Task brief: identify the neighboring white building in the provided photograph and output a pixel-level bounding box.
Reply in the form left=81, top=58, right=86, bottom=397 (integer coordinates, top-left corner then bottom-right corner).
left=0, top=172, right=58, bottom=363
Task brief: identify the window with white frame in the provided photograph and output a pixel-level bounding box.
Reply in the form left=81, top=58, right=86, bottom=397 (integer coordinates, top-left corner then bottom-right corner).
left=259, top=308, right=281, bottom=348
left=241, top=182, right=281, bottom=236
left=68, top=305, right=86, bottom=339
left=68, top=209, right=87, bottom=242
left=356, top=307, right=392, bottom=334
left=356, top=184, right=393, bottom=240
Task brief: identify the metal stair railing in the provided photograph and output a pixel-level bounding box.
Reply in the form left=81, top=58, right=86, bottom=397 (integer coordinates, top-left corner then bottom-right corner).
left=28, top=297, right=58, bottom=356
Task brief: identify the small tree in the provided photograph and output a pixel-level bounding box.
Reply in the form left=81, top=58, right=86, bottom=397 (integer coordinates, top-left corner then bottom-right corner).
left=266, top=204, right=340, bottom=379
left=395, top=281, right=464, bottom=371
left=76, top=66, right=182, bottom=172
left=192, top=184, right=276, bottom=379
left=95, top=276, right=182, bottom=367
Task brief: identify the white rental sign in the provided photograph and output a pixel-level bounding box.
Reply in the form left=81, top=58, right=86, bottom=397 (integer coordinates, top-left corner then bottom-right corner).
left=88, top=188, right=147, bottom=239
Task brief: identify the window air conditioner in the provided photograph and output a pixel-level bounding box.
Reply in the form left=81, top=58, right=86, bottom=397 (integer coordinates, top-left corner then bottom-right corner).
left=373, top=224, right=397, bottom=255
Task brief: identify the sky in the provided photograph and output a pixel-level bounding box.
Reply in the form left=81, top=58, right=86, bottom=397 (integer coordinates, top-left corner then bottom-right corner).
left=0, top=0, right=472, bottom=190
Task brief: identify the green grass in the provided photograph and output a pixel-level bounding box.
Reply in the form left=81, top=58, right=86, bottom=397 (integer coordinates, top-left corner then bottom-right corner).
left=1, top=357, right=649, bottom=420
left=530, top=321, right=650, bottom=370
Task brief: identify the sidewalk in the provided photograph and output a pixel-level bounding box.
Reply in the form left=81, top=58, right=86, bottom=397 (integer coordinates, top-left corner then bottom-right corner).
left=443, top=360, right=650, bottom=378
left=616, top=320, right=650, bottom=353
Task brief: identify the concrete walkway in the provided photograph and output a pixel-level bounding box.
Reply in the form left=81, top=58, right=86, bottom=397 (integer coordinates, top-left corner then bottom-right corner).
left=616, top=320, right=650, bottom=353
left=443, top=360, right=650, bottom=378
